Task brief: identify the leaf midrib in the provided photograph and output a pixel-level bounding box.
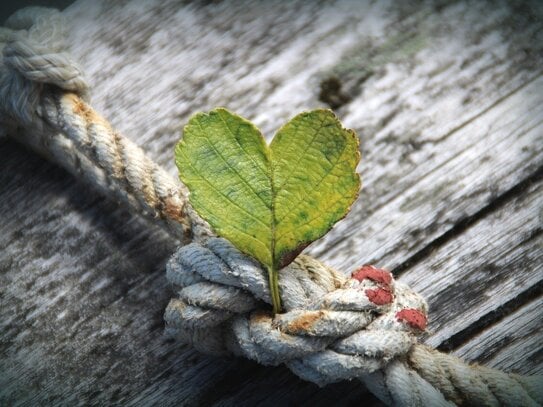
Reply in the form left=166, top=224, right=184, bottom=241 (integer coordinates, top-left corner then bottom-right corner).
left=269, top=156, right=277, bottom=268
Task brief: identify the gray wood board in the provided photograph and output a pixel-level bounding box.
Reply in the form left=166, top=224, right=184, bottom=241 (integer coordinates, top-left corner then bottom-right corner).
left=1, top=0, right=542, bottom=405
left=455, top=295, right=542, bottom=375
left=402, top=175, right=542, bottom=362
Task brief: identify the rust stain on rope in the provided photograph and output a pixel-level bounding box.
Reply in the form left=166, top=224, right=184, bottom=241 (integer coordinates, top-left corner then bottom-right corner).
left=281, top=310, right=325, bottom=334
left=67, top=93, right=190, bottom=230
left=70, top=93, right=106, bottom=127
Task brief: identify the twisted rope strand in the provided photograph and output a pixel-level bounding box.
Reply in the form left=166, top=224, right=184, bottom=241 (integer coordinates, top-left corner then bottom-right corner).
left=164, top=239, right=543, bottom=406
left=1, top=7, right=541, bottom=406
left=0, top=7, right=210, bottom=240
left=46, top=92, right=195, bottom=239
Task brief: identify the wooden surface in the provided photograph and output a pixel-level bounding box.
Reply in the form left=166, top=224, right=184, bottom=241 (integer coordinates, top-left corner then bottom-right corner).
left=1, top=0, right=542, bottom=405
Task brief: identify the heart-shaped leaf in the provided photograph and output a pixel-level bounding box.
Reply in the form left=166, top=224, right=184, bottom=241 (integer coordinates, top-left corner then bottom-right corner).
left=175, top=108, right=360, bottom=312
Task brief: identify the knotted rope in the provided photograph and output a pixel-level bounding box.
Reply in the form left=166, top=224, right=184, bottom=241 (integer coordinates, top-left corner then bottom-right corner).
left=165, top=238, right=542, bottom=406
left=1, top=7, right=541, bottom=406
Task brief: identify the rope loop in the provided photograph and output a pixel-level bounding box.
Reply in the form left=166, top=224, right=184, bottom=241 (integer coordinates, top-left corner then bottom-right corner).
left=0, top=7, right=199, bottom=240
left=0, top=6, right=89, bottom=131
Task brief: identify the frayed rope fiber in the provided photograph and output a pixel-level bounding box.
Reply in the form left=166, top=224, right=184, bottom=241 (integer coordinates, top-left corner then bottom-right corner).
left=1, top=7, right=541, bottom=406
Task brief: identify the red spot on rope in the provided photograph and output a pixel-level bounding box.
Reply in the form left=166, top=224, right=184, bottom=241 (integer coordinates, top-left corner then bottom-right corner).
left=365, top=288, right=393, bottom=305
left=352, top=265, right=392, bottom=286
left=396, top=308, right=427, bottom=330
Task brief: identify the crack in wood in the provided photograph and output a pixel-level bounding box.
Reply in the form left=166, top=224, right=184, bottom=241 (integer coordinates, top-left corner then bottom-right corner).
left=393, top=165, right=543, bottom=276
left=437, top=280, right=543, bottom=353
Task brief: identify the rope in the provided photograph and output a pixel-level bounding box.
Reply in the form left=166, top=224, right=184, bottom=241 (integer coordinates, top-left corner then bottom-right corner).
left=0, top=7, right=210, bottom=241
left=165, top=238, right=541, bottom=406
left=1, top=7, right=541, bottom=406
left=0, top=7, right=89, bottom=131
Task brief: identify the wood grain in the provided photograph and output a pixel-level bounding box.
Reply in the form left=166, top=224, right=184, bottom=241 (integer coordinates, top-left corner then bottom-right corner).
left=1, top=0, right=541, bottom=405
left=455, top=295, right=542, bottom=375
left=401, top=174, right=542, bottom=363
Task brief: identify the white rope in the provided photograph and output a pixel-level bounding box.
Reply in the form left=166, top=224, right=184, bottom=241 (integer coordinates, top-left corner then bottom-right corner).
left=0, top=7, right=89, bottom=131
left=1, top=7, right=541, bottom=406
left=0, top=7, right=209, bottom=240
left=165, top=238, right=541, bottom=406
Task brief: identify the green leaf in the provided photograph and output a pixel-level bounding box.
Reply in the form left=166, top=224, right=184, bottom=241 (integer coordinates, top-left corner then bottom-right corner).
left=175, top=108, right=360, bottom=312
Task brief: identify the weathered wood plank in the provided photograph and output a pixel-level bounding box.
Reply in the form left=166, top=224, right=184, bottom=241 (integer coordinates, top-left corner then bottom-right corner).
left=455, top=296, right=542, bottom=375
left=62, top=0, right=543, bottom=271
left=1, top=0, right=542, bottom=405
left=313, top=75, right=543, bottom=274
left=399, top=175, right=542, bottom=370
left=311, top=45, right=543, bottom=270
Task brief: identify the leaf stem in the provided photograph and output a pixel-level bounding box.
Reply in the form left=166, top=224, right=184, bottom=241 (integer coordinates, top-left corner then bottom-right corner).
left=268, top=265, right=282, bottom=314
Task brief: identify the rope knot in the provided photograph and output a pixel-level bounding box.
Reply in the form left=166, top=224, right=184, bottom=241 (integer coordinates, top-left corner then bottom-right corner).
left=0, top=7, right=89, bottom=132
left=164, top=238, right=428, bottom=386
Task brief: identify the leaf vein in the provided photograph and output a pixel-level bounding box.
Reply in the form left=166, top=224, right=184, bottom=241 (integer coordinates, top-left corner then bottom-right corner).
left=276, top=188, right=352, bottom=243
left=196, top=118, right=270, bottom=209
left=276, top=131, right=351, bottom=225
left=273, top=119, right=327, bottom=192
left=217, top=109, right=270, bottom=185
left=178, top=147, right=270, bottom=229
